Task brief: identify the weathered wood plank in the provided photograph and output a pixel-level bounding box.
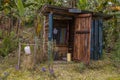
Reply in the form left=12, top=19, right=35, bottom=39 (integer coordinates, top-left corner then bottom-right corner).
left=48, top=13, right=53, bottom=41
left=99, top=19, right=103, bottom=58
left=77, top=14, right=92, bottom=18
left=73, top=14, right=92, bottom=64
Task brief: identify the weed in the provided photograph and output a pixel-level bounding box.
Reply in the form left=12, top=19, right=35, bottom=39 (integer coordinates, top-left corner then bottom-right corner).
left=75, top=62, right=86, bottom=73
left=0, top=31, right=18, bottom=57
left=0, top=30, right=2, bottom=39
left=112, top=39, right=120, bottom=69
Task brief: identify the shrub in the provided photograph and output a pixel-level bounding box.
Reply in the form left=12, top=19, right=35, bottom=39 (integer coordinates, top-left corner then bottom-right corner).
left=112, top=39, right=120, bottom=68
left=0, top=31, right=18, bottom=57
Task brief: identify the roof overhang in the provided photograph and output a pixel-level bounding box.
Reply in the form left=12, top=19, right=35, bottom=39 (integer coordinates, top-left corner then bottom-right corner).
left=40, top=4, right=112, bottom=20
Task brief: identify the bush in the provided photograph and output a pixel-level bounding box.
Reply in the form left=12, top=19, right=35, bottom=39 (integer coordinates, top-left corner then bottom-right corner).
left=0, top=31, right=18, bottom=57
left=112, top=39, right=120, bottom=68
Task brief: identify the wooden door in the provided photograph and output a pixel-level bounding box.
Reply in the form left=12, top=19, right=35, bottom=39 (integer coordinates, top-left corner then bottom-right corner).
left=73, top=14, right=92, bottom=64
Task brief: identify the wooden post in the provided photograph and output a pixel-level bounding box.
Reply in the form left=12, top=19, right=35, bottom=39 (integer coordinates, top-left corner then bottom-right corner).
left=18, top=42, right=21, bottom=69
left=43, top=16, right=46, bottom=55
left=48, top=12, right=53, bottom=41
left=34, top=37, right=37, bottom=65
left=48, top=12, right=53, bottom=61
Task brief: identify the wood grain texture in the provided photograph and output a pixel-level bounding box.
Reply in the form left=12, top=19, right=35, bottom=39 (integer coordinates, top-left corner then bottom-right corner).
left=73, top=14, right=92, bottom=64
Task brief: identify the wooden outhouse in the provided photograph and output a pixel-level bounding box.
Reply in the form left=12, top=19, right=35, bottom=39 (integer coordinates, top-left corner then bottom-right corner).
left=40, top=5, right=111, bottom=64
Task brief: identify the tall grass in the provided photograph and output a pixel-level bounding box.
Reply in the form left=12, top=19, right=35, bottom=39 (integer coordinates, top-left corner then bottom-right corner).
left=112, top=39, right=120, bottom=68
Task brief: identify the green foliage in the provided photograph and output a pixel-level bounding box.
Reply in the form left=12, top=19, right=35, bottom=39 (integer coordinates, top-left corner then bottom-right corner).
left=112, top=39, right=120, bottom=64
left=0, top=30, right=3, bottom=39
left=103, top=20, right=115, bottom=50
left=103, top=15, right=120, bottom=68
left=75, top=62, right=86, bottom=73
left=77, top=0, right=120, bottom=12
left=15, top=0, right=25, bottom=17
left=48, top=41, right=54, bottom=64
left=103, top=16, right=120, bottom=70
left=0, top=32, right=18, bottom=57
left=107, top=76, right=120, bottom=80
left=114, top=40, right=120, bottom=56
left=103, top=15, right=120, bottom=51
left=0, top=72, right=9, bottom=80
left=77, top=0, right=89, bottom=10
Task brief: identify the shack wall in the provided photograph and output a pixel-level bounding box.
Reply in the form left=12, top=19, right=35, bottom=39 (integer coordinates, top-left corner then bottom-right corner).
left=90, top=18, right=103, bottom=60
left=43, top=13, right=104, bottom=63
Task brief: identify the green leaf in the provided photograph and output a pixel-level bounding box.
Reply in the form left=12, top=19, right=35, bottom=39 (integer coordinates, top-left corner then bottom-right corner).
left=15, top=0, right=24, bottom=17
left=77, top=0, right=89, bottom=10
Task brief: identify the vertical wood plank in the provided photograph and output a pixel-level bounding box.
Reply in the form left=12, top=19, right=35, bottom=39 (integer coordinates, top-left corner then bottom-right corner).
left=95, top=19, right=100, bottom=60
left=48, top=12, right=53, bottom=41
left=90, top=20, right=94, bottom=59
left=87, top=17, right=91, bottom=63
left=43, top=16, right=46, bottom=56
left=48, top=13, right=53, bottom=61
left=99, top=19, right=103, bottom=58
left=93, top=20, right=95, bottom=60
left=73, top=14, right=92, bottom=64
left=18, top=42, right=21, bottom=69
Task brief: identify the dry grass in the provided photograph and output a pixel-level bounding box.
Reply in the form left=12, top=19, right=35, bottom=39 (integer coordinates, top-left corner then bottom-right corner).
left=21, top=54, right=34, bottom=70
left=0, top=56, right=120, bottom=80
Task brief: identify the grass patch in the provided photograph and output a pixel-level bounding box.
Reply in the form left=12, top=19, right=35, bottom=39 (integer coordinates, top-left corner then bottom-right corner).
left=0, top=56, right=120, bottom=80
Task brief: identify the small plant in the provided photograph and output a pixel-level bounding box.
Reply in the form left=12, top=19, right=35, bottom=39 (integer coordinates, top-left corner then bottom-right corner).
left=75, top=62, right=86, bottom=73
left=112, top=39, right=120, bottom=69
left=47, top=40, right=56, bottom=78
left=0, top=72, right=9, bottom=80
left=0, top=31, right=18, bottom=57
left=0, top=30, right=2, bottom=39
left=0, top=36, right=11, bottom=57
left=41, top=67, right=46, bottom=72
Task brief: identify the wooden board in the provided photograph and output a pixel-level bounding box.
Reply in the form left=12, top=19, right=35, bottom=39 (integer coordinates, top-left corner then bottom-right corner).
left=90, top=19, right=103, bottom=60
left=73, top=14, right=92, bottom=64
